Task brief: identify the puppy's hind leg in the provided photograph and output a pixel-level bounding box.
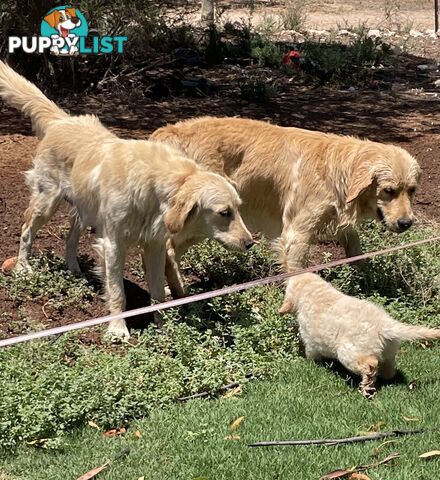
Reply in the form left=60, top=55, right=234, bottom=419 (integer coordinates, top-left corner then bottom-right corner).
left=379, top=343, right=399, bottom=380
left=356, top=355, right=379, bottom=399
left=16, top=188, right=63, bottom=272
left=338, top=349, right=379, bottom=399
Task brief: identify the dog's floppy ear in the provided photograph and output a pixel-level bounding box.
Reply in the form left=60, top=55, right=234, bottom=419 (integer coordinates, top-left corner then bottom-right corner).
left=346, top=163, right=375, bottom=203
left=278, top=298, right=294, bottom=315
left=165, top=190, right=198, bottom=234
left=66, top=7, right=77, bottom=18
left=44, top=11, right=61, bottom=28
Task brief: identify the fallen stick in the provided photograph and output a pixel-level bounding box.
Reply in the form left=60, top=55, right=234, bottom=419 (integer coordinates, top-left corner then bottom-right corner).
left=178, top=381, right=241, bottom=401
left=248, top=429, right=424, bottom=447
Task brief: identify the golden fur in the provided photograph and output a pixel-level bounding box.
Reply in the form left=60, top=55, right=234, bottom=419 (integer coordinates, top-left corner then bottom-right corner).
left=151, top=117, right=421, bottom=278
left=280, top=273, right=440, bottom=398
left=0, top=62, right=253, bottom=340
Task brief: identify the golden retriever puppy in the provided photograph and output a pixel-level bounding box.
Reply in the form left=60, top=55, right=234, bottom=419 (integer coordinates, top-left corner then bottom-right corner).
left=151, top=117, right=421, bottom=277
left=0, top=61, right=253, bottom=340
left=279, top=273, right=440, bottom=398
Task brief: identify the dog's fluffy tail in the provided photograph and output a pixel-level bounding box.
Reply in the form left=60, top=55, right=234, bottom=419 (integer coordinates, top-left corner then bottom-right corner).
left=0, top=60, right=68, bottom=138
left=385, top=320, right=440, bottom=342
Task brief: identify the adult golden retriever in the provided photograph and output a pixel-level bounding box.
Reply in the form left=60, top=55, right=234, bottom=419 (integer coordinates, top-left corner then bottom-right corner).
left=0, top=63, right=253, bottom=340
left=151, top=117, right=421, bottom=279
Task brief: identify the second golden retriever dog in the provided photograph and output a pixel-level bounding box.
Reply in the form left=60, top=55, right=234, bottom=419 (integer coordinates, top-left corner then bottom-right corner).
left=0, top=61, right=253, bottom=340
left=279, top=273, right=440, bottom=398
left=151, top=117, right=421, bottom=278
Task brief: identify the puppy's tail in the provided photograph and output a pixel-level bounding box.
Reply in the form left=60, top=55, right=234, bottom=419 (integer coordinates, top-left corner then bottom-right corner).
left=0, top=60, right=68, bottom=138
left=385, top=320, right=440, bottom=342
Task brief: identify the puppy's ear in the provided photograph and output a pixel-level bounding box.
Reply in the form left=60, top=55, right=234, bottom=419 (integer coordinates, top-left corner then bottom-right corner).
left=346, top=164, right=375, bottom=203
left=278, top=298, right=294, bottom=315
left=44, top=11, right=60, bottom=28
left=165, top=192, right=198, bottom=234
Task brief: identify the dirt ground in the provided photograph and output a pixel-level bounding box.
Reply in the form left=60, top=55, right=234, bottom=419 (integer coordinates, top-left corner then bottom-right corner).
left=213, top=0, right=439, bottom=32
left=0, top=3, right=439, bottom=341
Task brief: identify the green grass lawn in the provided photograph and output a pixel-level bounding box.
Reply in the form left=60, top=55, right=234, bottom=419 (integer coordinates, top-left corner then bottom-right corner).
left=0, top=223, right=439, bottom=479
left=2, top=346, right=440, bottom=480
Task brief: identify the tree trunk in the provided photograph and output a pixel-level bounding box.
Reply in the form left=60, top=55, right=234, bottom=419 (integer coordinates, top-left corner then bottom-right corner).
left=201, top=0, right=215, bottom=25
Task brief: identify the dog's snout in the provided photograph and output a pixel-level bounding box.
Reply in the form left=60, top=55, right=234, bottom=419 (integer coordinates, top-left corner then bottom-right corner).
left=245, top=239, right=255, bottom=250
left=397, top=218, right=413, bottom=231
left=71, top=16, right=80, bottom=25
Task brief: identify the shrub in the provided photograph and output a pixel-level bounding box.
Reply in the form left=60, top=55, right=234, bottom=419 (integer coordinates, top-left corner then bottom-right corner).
left=298, top=31, right=392, bottom=85
left=240, top=75, right=279, bottom=102
left=281, top=0, right=308, bottom=31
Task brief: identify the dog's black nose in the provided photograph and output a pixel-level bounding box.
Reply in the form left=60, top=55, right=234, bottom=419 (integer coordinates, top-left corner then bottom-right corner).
left=397, top=218, right=413, bottom=231
left=245, top=240, right=255, bottom=250
left=71, top=16, right=80, bottom=24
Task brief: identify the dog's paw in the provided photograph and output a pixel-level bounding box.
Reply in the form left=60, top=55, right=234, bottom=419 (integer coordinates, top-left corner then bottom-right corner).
left=13, top=260, right=33, bottom=274
left=360, top=385, right=377, bottom=400
left=67, top=261, right=82, bottom=275
left=106, top=320, right=130, bottom=342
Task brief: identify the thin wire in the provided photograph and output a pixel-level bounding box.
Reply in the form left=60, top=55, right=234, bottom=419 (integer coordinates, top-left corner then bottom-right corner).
left=0, top=236, right=438, bottom=348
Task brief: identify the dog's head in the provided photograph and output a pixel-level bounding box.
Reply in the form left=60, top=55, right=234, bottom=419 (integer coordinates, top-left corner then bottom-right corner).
left=44, top=8, right=81, bottom=37
left=346, top=144, right=421, bottom=233
left=165, top=172, right=254, bottom=251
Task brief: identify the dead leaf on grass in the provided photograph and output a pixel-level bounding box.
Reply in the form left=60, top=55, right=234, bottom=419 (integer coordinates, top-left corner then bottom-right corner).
left=222, top=386, right=242, bottom=399
left=403, top=416, right=420, bottom=422
left=224, top=434, right=240, bottom=441
left=372, top=452, right=400, bottom=467
left=76, top=462, right=109, bottom=480
left=419, top=450, right=440, bottom=459
left=102, top=427, right=126, bottom=438
left=88, top=421, right=100, bottom=430
left=349, top=474, right=371, bottom=480
left=319, top=469, right=353, bottom=480
left=367, top=421, right=385, bottom=432
left=230, top=416, right=245, bottom=432
left=135, top=430, right=142, bottom=439
left=372, top=440, right=397, bottom=457
left=26, top=438, right=48, bottom=447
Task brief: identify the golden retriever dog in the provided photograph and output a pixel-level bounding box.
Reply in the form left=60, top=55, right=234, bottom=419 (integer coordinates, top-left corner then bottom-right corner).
left=0, top=62, right=253, bottom=340
left=151, top=117, right=421, bottom=286
left=279, top=273, right=440, bottom=398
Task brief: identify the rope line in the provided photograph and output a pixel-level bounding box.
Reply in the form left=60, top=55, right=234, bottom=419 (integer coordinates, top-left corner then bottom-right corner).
left=0, top=236, right=438, bottom=348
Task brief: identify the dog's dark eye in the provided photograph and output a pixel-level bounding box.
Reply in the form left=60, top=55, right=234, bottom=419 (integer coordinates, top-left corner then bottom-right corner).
left=218, top=209, right=231, bottom=218
left=66, top=14, right=71, bottom=19
left=383, top=187, right=395, bottom=195
left=408, top=187, right=416, bottom=195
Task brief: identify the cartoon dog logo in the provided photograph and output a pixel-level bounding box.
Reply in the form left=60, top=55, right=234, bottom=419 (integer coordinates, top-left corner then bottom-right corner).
left=41, top=6, right=87, bottom=55
left=44, top=7, right=81, bottom=37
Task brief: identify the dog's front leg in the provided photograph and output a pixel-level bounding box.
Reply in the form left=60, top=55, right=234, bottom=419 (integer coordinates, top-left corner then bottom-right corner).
left=279, top=227, right=312, bottom=272
left=165, top=247, right=185, bottom=299
left=101, top=237, right=129, bottom=341
left=337, top=226, right=362, bottom=258
left=142, top=242, right=166, bottom=328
